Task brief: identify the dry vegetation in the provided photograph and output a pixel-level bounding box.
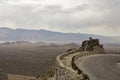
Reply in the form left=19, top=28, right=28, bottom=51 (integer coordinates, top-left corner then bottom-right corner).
left=0, top=42, right=79, bottom=77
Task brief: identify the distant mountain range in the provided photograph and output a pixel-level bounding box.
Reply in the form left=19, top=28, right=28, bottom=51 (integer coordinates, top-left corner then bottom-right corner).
left=0, top=27, right=120, bottom=44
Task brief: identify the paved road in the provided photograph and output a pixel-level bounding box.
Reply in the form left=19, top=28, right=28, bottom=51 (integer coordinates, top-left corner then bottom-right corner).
left=77, top=54, right=120, bottom=80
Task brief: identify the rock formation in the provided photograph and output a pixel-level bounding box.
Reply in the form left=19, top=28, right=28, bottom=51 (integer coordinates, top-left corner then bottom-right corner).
left=80, top=37, right=105, bottom=53
left=54, top=38, right=105, bottom=80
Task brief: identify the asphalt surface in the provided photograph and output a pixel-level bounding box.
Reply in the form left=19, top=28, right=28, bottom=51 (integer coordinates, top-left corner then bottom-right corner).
left=77, top=54, right=120, bottom=80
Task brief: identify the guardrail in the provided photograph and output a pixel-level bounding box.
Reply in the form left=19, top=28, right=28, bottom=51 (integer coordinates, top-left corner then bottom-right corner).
left=54, top=43, right=120, bottom=80
left=55, top=49, right=91, bottom=80
left=55, top=50, right=81, bottom=80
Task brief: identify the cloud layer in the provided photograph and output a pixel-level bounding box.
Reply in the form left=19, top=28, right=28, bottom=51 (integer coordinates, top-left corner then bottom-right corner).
left=0, top=0, right=120, bottom=36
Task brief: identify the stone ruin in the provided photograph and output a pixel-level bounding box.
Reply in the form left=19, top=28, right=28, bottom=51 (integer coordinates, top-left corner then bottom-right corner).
left=80, top=37, right=105, bottom=53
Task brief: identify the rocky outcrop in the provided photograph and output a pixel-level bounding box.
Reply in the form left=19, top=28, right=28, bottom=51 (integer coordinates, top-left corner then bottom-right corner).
left=54, top=38, right=105, bottom=80
left=80, top=37, right=105, bottom=53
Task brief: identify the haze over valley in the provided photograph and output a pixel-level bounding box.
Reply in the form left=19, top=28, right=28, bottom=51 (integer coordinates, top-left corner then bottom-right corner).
left=0, top=27, right=120, bottom=44
left=0, top=0, right=120, bottom=80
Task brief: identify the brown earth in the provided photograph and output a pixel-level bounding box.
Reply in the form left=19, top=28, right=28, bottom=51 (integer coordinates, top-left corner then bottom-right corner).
left=0, top=42, right=79, bottom=77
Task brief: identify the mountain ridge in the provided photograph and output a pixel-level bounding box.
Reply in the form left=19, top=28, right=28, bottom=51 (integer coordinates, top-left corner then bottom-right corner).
left=0, top=27, right=119, bottom=43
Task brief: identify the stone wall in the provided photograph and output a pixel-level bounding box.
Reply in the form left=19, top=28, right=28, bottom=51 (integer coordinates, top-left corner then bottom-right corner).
left=55, top=50, right=82, bottom=80
left=54, top=50, right=105, bottom=80
left=54, top=50, right=95, bottom=80
left=54, top=38, right=105, bottom=80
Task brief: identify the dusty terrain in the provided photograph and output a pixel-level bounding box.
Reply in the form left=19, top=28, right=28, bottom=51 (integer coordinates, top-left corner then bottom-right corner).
left=0, top=42, right=119, bottom=80
left=0, top=42, right=78, bottom=77
left=104, top=44, right=120, bottom=53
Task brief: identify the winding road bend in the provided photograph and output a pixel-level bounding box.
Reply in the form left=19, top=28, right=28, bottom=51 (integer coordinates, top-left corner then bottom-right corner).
left=77, top=54, right=120, bottom=80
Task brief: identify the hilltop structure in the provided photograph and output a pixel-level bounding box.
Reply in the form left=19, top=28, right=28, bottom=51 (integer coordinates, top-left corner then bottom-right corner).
left=54, top=38, right=105, bottom=80
left=80, top=37, right=104, bottom=53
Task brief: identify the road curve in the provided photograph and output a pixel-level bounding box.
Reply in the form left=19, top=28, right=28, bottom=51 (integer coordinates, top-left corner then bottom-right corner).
left=77, top=54, right=120, bottom=80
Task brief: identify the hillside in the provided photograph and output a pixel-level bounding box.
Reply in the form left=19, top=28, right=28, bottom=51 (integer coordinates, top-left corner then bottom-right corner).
left=0, top=42, right=79, bottom=77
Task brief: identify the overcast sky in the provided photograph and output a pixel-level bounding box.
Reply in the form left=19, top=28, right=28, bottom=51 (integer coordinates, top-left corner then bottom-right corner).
left=0, top=0, right=120, bottom=36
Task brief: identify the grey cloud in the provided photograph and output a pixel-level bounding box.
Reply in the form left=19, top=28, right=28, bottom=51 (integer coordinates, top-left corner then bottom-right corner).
left=0, top=0, right=120, bottom=36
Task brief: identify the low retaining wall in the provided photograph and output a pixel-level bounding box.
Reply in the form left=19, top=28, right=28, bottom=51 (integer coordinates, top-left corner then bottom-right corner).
left=54, top=38, right=107, bottom=80
left=54, top=47, right=106, bottom=80
left=55, top=50, right=81, bottom=80
left=54, top=49, right=95, bottom=80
